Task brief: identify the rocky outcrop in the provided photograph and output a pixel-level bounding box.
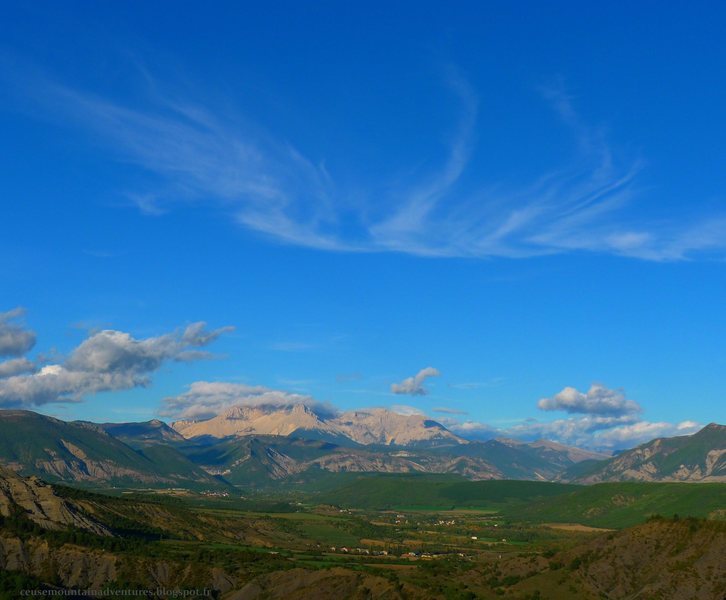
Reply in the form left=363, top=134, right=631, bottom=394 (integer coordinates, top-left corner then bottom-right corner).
left=0, top=536, right=240, bottom=593
left=0, top=466, right=110, bottom=535
left=334, top=409, right=465, bottom=446
left=173, top=404, right=334, bottom=439
left=0, top=537, right=117, bottom=588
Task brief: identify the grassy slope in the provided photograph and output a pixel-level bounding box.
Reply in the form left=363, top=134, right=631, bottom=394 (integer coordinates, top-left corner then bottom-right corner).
left=0, top=410, right=225, bottom=490
left=319, top=474, right=726, bottom=528
left=0, top=411, right=155, bottom=470
left=136, top=444, right=228, bottom=487
left=320, top=474, right=579, bottom=509
left=504, top=481, right=726, bottom=527
left=654, top=424, right=725, bottom=475
left=569, top=423, right=726, bottom=482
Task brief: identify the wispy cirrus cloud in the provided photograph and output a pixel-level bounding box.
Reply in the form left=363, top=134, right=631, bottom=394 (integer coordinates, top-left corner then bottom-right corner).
left=269, top=341, right=319, bottom=352
left=432, top=406, right=468, bottom=415
left=8, top=65, right=726, bottom=262
left=448, top=378, right=504, bottom=390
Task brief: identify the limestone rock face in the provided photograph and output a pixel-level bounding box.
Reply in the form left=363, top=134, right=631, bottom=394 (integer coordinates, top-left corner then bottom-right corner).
left=0, top=466, right=110, bottom=535
left=0, top=537, right=118, bottom=588
left=172, top=404, right=466, bottom=447
left=173, top=404, right=336, bottom=439
left=334, top=408, right=465, bottom=446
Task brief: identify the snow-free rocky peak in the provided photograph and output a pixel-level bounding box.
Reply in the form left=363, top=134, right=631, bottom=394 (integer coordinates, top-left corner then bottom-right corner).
left=171, top=404, right=466, bottom=447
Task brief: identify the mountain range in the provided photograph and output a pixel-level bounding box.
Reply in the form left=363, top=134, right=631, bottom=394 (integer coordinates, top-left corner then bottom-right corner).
left=0, top=406, right=723, bottom=489
left=171, top=404, right=466, bottom=446
left=0, top=410, right=224, bottom=490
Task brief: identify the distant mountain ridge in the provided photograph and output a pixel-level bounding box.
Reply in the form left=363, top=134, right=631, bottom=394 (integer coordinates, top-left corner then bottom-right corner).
left=171, top=404, right=466, bottom=447
left=1, top=408, right=722, bottom=488
left=0, top=408, right=600, bottom=486
left=162, top=433, right=605, bottom=485
left=568, top=423, right=726, bottom=483
left=0, top=410, right=227, bottom=489
left=97, top=419, right=186, bottom=447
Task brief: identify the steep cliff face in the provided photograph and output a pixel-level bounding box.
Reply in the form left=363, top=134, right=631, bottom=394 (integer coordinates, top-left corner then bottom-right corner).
left=173, top=404, right=338, bottom=439
left=571, top=423, right=726, bottom=483
left=172, top=404, right=466, bottom=447
left=0, top=466, right=110, bottom=535
left=0, top=536, right=246, bottom=595
left=333, top=409, right=465, bottom=446
left=0, top=537, right=117, bottom=588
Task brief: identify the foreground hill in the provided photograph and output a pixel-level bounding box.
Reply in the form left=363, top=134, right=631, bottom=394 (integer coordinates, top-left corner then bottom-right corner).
left=0, top=468, right=723, bottom=599
left=171, top=404, right=466, bottom=447
left=0, top=410, right=226, bottom=490
left=488, top=517, right=726, bottom=600
left=568, top=422, right=726, bottom=483
left=230, top=519, right=726, bottom=600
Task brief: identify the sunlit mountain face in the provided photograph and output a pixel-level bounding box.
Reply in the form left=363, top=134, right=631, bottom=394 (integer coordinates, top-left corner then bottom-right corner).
left=171, top=403, right=467, bottom=447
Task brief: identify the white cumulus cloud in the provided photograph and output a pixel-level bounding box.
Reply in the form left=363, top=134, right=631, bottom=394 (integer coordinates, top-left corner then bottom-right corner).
left=0, top=320, right=232, bottom=408
left=443, top=381, right=700, bottom=450
left=160, top=381, right=337, bottom=421
left=537, top=383, right=641, bottom=416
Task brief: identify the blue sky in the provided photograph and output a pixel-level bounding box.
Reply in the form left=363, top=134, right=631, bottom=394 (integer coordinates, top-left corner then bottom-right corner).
left=1, top=2, right=725, bottom=449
